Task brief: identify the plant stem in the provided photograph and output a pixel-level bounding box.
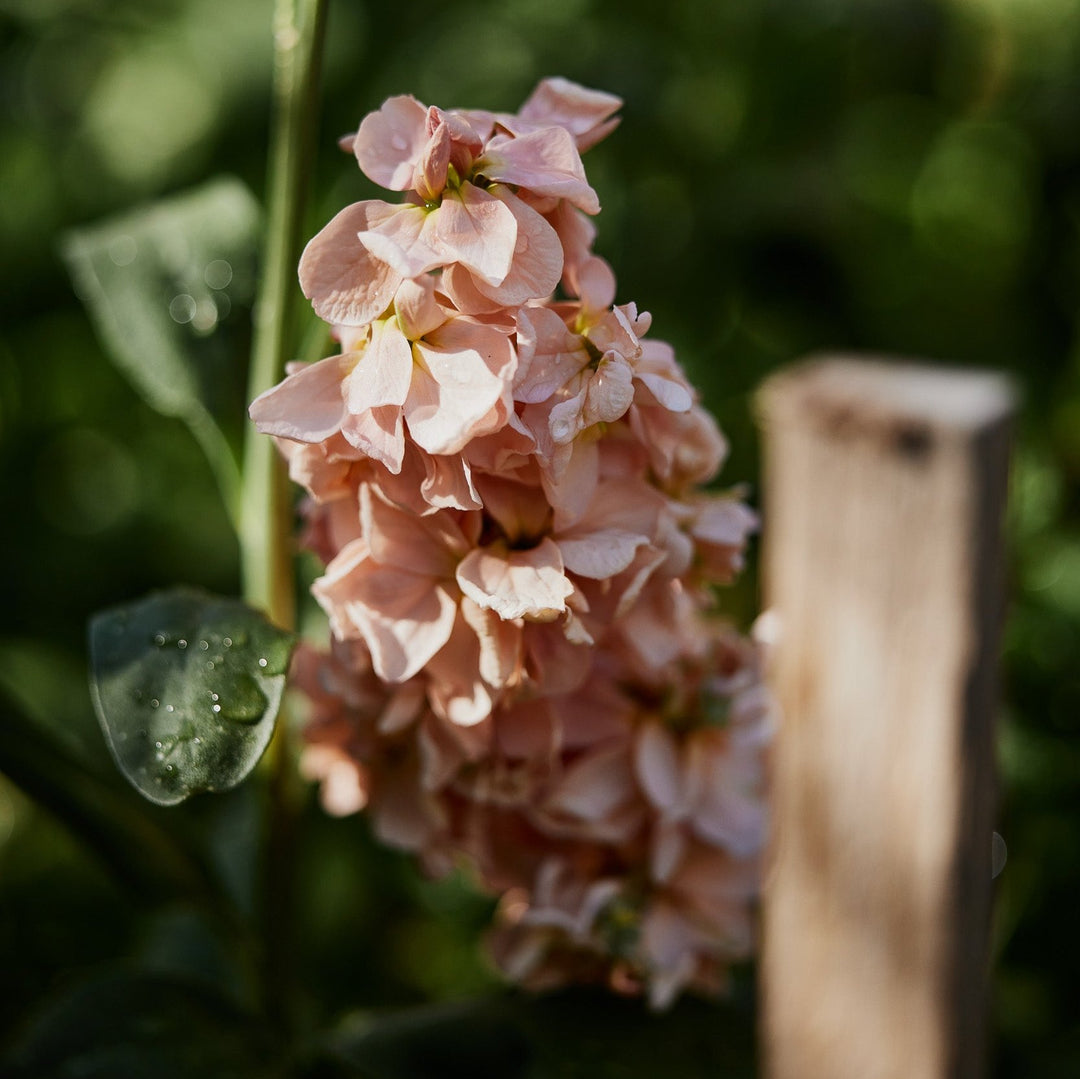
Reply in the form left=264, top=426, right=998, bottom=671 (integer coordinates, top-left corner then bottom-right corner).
left=240, top=0, right=328, bottom=1035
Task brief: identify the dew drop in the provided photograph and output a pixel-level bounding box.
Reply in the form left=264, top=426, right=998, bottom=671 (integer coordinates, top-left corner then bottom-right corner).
left=177, top=639, right=188, bottom=650
left=165, top=764, right=174, bottom=772
left=153, top=634, right=166, bottom=647
left=155, top=741, right=163, bottom=749
left=199, top=640, right=209, bottom=651
left=165, top=704, right=174, bottom=712
left=223, top=637, right=233, bottom=648
left=193, top=737, right=202, bottom=745
left=150, top=699, right=160, bottom=708
left=212, top=704, right=221, bottom=713
left=210, top=693, right=220, bottom=702
left=258, top=657, right=268, bottom=668
left=207, top=661, right=215, bottom=670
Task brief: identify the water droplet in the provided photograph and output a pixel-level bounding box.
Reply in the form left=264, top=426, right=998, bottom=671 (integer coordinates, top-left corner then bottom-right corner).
left=223, top=637, right=233, bottom=648
left=199, top=640, right=209, bottom=651
left=217, top=673, right=269, bottom=723
left=153, top=634, right=166, bottom=647
left=206, top=661, right=215, bottom=670
left=165, top=704, right=174, bottom=713
left=258, top=657, right=268, bottom=668
left=155, top=741, right=163, bottom=749
left=150, top=699, right=160, bottom=708
left=169, top=294, right=196, bottom=324
left=210, top=693, right=219, bottom=702
left=165, top=764, right=174, bottom=772
left=177, top=638, right=188, bottom=650
left=193, top=737, right=201, bottom=745
left=212, top=704, right=221, bottom=713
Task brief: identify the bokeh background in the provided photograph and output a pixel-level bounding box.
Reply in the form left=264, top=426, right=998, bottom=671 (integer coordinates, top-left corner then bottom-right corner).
left=1, top=0, right=1079, bottom=1074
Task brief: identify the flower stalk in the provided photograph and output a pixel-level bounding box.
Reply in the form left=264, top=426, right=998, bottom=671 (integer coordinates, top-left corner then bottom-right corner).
left=241, top=0, right=328, bottom=1033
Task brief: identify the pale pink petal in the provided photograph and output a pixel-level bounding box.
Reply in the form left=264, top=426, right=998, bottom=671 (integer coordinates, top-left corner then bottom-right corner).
left=539, top=434, right=598, bottom=523
left=636, top=370, right=693, bottom=413
left=345, top=319, right=413, bottom=411
left=299, top=202, right=402, bottom=326
left=544, top=744, right=634, bottom=821
left=635, top=723, right=684, bottom=814
left=354, top=94, right=431, bottom=190
left=358, top=202, right=443, bottom=279
left=521, top=620, right=592, bottom=696
left=249, top=353, right=354, bottom=442
left=345, top=577, right=458, bottom=683
left=480, top=128, right=600, bottom=214
left=432, top=183, right=517, bottom=286
left=516, top=77, right=622, bottom=152
left=556, top=528, right=647, bottom=579
left=420, top=452, right=483, bottom=511
left=548, top=353, right=634, bottom=444
left=406, top=321, right=514, bottom=455
left=456, top=538, right=572, bottom=621
left=394, top=275, right=445, bottom=340
left=340, top=403, right=405, bottom=473
left=359, top=484, right=458, bottom=578
left=425, top=613, right=494, bottom=727
left=651, top=818, right=688, bottom=884
left=692, top=497, right=759, bottom=547
left=513, top=306, right=588, bottom=404
left=412, top=120, right=451, bottom=200
left=568, top=255, right=616, bottom=310
left=472, top=188, right=563, bottom=305
left=460, top=595, right=522, bottom=689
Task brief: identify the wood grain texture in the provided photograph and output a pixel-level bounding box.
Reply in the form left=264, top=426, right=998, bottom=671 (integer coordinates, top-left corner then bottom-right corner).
left=757, top=356, right=1014, bottom=1079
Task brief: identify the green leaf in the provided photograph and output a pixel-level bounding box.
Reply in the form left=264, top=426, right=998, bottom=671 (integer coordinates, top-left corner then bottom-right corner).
left=2, top=969, right=277, bottom=1079
left=89, top=588, right=295, bottom=806
left=60, top=177, right=260, bottom=525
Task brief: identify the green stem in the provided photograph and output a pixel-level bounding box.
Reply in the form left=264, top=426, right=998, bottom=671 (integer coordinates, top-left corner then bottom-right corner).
left=240, top=0, right=328, bottom=1035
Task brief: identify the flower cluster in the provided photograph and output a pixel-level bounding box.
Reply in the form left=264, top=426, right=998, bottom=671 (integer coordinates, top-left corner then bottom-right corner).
left=252, top=77, right=771, bottom=1008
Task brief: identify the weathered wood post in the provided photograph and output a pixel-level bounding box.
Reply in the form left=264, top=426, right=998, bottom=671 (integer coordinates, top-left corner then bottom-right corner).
left=757, top=356, right=1014, bottom=1079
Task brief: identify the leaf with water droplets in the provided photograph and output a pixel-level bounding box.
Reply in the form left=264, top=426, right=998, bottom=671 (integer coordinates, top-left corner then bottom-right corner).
left=88, top=588, right=296, bottom=806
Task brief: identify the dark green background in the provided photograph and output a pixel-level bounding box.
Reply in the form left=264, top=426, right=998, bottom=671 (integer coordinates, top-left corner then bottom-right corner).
left=2, top=0, right=1079, bottom=1074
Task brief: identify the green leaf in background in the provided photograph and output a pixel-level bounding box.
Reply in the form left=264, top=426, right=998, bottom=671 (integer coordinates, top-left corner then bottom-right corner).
left=1, top=969, right=277, bottom=1079
left=88, top=588, right=295, bottom=806
left=60, top=178, right=260, bottom=525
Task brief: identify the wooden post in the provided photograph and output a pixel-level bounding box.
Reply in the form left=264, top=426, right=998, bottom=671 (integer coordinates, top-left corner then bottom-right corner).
left=757, top=356, right=1014, bottom=1079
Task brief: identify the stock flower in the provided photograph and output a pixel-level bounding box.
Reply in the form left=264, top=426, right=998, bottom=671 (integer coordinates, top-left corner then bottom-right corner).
left=255, top=76, right=769, bottom=1011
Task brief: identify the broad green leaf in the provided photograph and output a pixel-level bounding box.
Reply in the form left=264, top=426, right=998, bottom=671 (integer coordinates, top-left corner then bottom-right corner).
left=60, top=177, right=260, bottom=524
left=2, top=969, right=276, bottom=1079
left=89, top=588, right=295, bottom=806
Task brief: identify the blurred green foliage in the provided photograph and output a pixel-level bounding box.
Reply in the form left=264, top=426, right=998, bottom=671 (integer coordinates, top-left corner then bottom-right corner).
left=2, top=0, right=1080, bottom=1074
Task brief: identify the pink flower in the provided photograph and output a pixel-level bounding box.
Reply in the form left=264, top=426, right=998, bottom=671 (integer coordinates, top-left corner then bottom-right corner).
left=250, top=276, right=516, bottom=473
